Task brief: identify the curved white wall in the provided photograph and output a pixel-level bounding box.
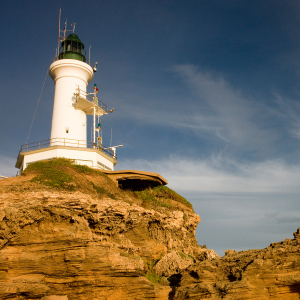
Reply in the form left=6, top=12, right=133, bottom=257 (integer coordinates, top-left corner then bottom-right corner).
left=49, top=59, right=93, bottom=144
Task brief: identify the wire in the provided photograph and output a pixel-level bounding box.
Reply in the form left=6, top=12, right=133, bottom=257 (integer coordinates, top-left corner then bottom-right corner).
left=110, top=127, right=112, bottom=147
left=25, top=68, right=48, bottom=144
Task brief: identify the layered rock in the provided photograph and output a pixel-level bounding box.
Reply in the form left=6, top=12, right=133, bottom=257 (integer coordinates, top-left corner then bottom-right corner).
left=173, top=228, right=300, bottom=299
left=0, top=183, right=208, bottom=299
left=2, top=160, right=299, bottom=299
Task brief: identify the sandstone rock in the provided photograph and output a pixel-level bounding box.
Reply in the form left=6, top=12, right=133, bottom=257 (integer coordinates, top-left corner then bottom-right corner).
left=41, top=296, right=68, bottom=300
left=2, top=161, right=298, bottom=299
left=153, top=251, right=194, bottom=277
left=173, top=228, right=300, bottom=299
left=0, top=185, right=204, bottom=299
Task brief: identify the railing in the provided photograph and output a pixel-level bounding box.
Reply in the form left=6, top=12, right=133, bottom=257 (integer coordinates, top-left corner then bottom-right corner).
left=74, top=87, right=109, bottom=112
left=19, top=137, right=116, bottom=159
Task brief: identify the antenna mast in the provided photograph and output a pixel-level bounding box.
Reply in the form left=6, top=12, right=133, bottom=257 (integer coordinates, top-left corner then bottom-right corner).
left=56, top=10, right=75, bottom=60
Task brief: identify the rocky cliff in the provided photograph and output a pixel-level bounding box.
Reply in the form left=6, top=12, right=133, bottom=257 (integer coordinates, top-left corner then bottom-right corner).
left=0, top=159, right=215, bottom=299
left=0, top=158, right=299, bottom=300
left=173, top=228, right=300, bottom=299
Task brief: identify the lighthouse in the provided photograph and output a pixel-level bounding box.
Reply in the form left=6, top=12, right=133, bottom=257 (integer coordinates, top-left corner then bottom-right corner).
left=16, top=25, right=118, bottom=171
left=49, top=33, right=93, bottom=144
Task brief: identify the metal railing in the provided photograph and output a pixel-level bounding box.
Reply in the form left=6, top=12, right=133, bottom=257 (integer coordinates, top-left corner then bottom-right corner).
left=74, top=87, right=109, bottom=112
left=19, top=137, right=116, bottom=159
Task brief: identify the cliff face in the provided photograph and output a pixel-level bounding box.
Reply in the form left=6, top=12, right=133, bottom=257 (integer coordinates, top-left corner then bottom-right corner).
left=0, top=159, right=214, bottom=300
left=1, top=159, right=300, bottom=300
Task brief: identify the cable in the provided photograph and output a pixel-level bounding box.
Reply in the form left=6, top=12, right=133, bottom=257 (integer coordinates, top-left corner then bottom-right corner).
left=25, top=68, right=48, bottom=144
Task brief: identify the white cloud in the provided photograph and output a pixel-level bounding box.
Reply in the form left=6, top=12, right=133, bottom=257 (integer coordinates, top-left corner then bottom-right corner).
left=118, top=155, right=300, bottom=194
left=0, top=155, right=18, bottom=178
left=117, top=155, right=300, bottom=255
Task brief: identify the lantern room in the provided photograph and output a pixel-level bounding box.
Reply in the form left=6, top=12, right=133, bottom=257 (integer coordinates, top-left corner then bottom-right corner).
left=58, top=33, right=86, bottom=62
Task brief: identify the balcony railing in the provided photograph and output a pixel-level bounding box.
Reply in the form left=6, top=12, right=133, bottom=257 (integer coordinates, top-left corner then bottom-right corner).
left=19, top=137, right=116, bottom=159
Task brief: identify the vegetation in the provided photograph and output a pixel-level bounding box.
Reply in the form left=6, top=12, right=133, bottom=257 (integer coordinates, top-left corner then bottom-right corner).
left=135, top=185, right=193, bottom=210
left=24, top=158, right=115, bottom=199
left=90, top=181, right=116, bottom=199
left=21, top=158, right=193, bottom=212
left=179, top=252, right=196, bottom=263
left=143, top=257, right=161, bottom=284
left=26, top=158, right=76, bottom=190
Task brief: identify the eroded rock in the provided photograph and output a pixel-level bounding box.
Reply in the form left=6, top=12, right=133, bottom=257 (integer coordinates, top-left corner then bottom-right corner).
left=0, top=189, right=205, bottom=299
left=173, top=228, right=300, bottom=299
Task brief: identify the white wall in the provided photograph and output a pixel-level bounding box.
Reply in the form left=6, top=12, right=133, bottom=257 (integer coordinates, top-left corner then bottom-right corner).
left=49, top=59, right=93, bottom=144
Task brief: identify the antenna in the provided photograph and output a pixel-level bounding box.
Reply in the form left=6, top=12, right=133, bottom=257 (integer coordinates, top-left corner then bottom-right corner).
left=57, top=10, right=78, bottom=60
left=88, top=45, right=91, bottom=65
left=71, top=22, right=76, bottom=33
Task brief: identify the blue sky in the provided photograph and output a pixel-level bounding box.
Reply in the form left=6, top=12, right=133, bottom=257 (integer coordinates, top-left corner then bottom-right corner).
left=1, top=0, right=300, bottom=255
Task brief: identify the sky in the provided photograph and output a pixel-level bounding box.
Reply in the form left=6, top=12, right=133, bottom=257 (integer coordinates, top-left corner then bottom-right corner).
left=1, top=0, right=300, bottom=256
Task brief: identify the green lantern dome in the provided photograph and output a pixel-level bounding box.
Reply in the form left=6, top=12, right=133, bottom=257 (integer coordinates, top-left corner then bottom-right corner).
left=58, top=33, right=86, bottom=62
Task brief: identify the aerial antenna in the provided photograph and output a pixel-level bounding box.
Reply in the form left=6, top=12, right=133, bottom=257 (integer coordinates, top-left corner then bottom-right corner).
left=88, top=45, right=91, bottom=65
left=71, top=22, right=76, bottom=33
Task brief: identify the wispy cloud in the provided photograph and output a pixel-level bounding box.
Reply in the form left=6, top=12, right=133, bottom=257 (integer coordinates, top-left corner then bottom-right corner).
left=118, top=154, right=300, bottom=194
left=273, top=93, right=300, bottom=139
left=113, top=64, right=293, bottom=158
left=171, top=64, right=279, bottom=151
left=117, top=155, right=300, bottom=254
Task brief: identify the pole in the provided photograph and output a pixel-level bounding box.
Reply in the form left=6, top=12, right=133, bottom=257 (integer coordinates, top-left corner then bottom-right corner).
left=93, top=106, right=95, bottom=146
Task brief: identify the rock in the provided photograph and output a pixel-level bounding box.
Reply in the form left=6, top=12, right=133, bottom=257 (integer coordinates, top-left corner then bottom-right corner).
left=0, top=183, right=204, bottom=299
left=2, top=161, right=299, bottom=299
left=153, top=251, right=194, bottom=277
left=173, top=228, right=300, bottom=299
left=41, top=296, right=68, bottom=300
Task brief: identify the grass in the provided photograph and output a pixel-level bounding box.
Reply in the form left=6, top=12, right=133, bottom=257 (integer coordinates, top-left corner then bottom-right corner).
left=24, top=158, right=115, bottom=199
left=135, top=185, right=193, bottom=210
left=90, top=181, right=116, bottom=199
left=179, top=252, right=196, bottom=263
left=143, top=257, right=162, bottom=284
left=22, top=158, right=192, bottom=212
left=26, top=158, right=76, bottom=190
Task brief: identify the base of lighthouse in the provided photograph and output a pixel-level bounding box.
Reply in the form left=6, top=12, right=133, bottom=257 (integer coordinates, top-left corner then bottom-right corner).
left=16, top=143, right=117, bottom=172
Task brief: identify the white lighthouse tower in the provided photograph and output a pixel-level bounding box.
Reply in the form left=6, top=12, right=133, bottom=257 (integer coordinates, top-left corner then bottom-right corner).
left=16, top=26, right=118, bottom=171
left=49, top=35, right=93, bottom=144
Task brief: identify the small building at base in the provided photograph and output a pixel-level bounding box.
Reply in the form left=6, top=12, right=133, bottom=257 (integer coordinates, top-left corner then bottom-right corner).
left=16, top=143, right=117, bottom=172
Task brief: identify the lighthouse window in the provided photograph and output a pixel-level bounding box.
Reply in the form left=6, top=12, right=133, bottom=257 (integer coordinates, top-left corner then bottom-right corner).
left=66, top=128, right=69, bottom=134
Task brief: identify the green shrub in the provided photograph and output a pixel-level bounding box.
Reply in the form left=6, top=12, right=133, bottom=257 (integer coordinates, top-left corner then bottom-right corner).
left=135, top=185, right=192, bottom=210
left=27, top=159, right=75, bottom=190
left=146, top=270, right=160, bottom=284
left=143, top=257, right=162, bottom=284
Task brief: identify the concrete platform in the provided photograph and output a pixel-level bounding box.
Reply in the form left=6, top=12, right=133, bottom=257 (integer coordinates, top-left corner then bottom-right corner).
left=102, top=170, right=168, bottom=190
